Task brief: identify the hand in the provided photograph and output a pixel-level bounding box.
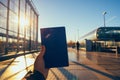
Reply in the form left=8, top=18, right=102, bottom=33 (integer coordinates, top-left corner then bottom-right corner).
left=34, top=45, right=49, bottom=78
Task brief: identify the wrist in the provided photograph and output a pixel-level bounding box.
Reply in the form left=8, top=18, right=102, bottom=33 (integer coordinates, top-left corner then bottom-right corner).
left=34, top=69, right=47, bottom=79
left=33, top=70, right=45, bottom=80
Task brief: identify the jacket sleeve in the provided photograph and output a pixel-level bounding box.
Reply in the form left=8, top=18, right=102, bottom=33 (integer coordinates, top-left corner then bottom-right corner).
left=24, top=70, right=45, bottom=80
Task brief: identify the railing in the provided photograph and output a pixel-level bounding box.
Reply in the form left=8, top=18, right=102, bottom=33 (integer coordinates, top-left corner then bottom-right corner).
left=102, top=46, right=119, bottom=58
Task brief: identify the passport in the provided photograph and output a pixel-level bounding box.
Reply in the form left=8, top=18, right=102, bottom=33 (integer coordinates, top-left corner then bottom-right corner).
left=40, top=27, right=69, bottom=68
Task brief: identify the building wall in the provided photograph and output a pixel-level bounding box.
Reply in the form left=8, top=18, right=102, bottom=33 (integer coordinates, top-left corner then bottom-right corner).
left=0, top=0, right=39, bottom=55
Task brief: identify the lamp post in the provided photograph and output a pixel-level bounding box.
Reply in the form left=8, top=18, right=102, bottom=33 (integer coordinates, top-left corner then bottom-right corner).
left=77, top=29, right=79, bottom=41
left=103, top=11, right=107, bottom=47
left=103, top=11, right=107, bottom=27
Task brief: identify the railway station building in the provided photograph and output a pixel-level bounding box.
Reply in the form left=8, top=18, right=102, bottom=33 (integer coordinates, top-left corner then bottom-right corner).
left=80, top=27, right=120, bottom=53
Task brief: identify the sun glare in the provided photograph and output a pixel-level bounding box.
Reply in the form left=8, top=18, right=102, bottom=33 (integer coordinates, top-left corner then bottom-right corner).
left=20, top=17, right=26, bottom=26
left=14, top=15, right=29, bottom=28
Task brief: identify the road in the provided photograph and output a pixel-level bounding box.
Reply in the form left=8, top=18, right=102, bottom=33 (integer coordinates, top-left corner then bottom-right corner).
left=0, top=48, right=120, bottom=80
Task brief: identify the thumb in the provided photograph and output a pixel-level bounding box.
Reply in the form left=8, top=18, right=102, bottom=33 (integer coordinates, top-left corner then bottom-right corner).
left=39, top=45, right=46, bottom=57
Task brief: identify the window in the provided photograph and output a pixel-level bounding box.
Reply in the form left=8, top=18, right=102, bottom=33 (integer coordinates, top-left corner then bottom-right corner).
left=0, top=0, right=8, bottom=7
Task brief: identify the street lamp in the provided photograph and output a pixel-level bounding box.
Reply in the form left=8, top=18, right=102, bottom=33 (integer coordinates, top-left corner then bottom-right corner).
left=103, top=11, right=107, bottom=27
left=103, top=11, right=107, bottom=47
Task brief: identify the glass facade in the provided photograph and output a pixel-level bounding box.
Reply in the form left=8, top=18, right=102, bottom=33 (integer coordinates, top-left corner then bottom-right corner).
left=97, top=27, right=120, bottom=41
left=0, top=0, right=39, bottom=55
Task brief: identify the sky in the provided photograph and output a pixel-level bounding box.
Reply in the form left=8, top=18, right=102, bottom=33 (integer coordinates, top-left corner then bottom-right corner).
left=32, top=0, right=120, bottom=42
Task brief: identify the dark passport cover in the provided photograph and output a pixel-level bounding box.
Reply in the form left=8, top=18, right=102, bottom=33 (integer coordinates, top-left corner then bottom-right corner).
left=40, top=27, right=69, bottom=68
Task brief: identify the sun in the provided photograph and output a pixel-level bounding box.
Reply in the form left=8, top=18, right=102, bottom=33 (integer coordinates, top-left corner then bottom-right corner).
left=20, top=16, right=29, bottom=27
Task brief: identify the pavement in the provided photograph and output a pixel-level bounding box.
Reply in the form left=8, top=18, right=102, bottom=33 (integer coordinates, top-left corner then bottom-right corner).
left=0, top=50, right=38, bottom=61
left=46, top=48, right=120, bottom=80
left=0, top=48, right=120, bottom=80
